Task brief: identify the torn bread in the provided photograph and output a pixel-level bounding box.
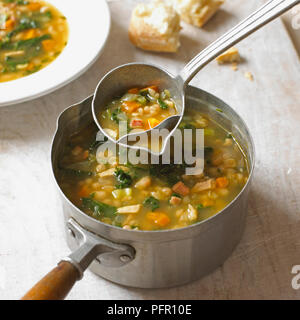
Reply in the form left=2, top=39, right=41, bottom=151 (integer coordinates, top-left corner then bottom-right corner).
left=216, top=47, right=240, bottom=64
left=169, top=0, right=224, bottom=28
left=129, top=0, right=181, bottom=52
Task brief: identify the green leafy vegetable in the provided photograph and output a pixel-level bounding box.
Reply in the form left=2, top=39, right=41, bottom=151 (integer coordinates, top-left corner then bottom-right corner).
left=171, top=193, right=182, bottom=199
left=114, top=168, right=133, bottom=189
left=111, top=107, right=122, bottom=124
left=157, top=98, right=168, bottom=110
left=4, top=56, right=28, bottom=71
left=2, top=34, right=51, bottom=50
left=82, top=197, right=117, bottom=219
left=143, top=196, right=160, bottom=211
left=7, top=17, right=38, bottom=39
left=149, top=163, right=188, bottom=186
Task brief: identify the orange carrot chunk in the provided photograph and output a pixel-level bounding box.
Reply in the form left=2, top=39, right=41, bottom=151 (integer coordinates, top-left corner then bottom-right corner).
left=147, top=118, right=160, bottom=129
left=172, top=181, right=190, bottom=197
left=78, top=186, right=90, bottom=198
left=147, top=212, right=170, bottom=227
left=4, top=19, right=14, bottom=31
left=121, top=101, right=141, bottom=113
left=27, top=2, right=41, bottom=11
left=42, top=39, right=55, bottom=51
left=216, top=177, right=229, bottom=188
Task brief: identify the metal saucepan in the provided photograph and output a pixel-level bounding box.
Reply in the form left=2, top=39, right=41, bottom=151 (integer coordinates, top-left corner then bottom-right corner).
left=22, top=85, right=255, bottom=299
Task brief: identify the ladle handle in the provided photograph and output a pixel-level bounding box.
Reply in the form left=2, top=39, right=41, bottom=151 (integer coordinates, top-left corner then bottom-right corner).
left=21, top=261, right=80, bottom=300
left=178, top=0, right=300, bottom=85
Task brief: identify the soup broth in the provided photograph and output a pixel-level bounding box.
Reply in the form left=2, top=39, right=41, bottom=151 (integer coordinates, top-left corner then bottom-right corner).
left=59, top=108, right=249, bottom=231
left=99, top=86, right=178, bottom=140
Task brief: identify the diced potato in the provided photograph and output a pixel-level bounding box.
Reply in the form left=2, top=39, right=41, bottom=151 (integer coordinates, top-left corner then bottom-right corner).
left=98, top=168, right=116, bottom=178
left=117, top=204, right=142, bottom=214
left=135, top=176, right=151, bottom=190
left=170, top=196, right=182, bottom=206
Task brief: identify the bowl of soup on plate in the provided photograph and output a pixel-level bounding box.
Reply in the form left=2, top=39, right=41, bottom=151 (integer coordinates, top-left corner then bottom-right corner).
left=0, top=0, right=68, bottom=82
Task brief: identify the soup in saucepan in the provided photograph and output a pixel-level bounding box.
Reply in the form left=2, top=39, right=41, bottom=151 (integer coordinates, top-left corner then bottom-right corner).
left=0, top=0, right=68, bottom=82
left=58, top=108, right=249, bottom=231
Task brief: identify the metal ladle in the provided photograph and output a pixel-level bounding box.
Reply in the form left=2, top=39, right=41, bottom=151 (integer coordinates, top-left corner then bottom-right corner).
left=92, top=0, right=299, bottom=156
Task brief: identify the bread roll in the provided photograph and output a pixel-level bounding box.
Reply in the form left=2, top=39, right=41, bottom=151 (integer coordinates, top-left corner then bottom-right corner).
left=169, top=0, right=224, bottom=28
left=129, top=0, right=181, bottom=52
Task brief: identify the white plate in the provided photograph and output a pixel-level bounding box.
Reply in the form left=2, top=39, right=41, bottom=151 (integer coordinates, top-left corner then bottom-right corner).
left=0, top=0, right=111, bottom=107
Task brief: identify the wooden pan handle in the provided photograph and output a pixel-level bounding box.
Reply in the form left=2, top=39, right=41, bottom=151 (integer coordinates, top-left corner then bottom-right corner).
left=21, top=261, right=80, bottom=300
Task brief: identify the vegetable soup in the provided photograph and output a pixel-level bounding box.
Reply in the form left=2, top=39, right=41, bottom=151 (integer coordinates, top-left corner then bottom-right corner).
left=0, top=0, right=68, bottom=82
left=58, top=108, right=249, bottom=231
left=99, top=86, right=178, bottom=140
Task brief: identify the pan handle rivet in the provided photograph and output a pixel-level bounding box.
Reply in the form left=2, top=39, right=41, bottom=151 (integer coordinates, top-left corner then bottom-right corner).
left=120, top=255, right=131, bottom=263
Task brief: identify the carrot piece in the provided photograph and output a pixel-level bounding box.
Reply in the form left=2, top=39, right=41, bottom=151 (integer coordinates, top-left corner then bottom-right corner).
left=130, top=119, right=144, bottom=128
left=147, top=212, right=170, bottom=227
left=26, top=62, right=35, bottom=71
left=128, top=88, right=139, bottom=94
left=4, top=19, right=14, bottom=31
left=121, top=101, right=141, bottom=113
left=22, top=28, right=37, bottom=40
left=27, top=2, right=41, bottom=11
left=216, top=177, right=229, bottom=188
left=42, top=39, right=55, bottom=51
left=141, top=85, right=159, bottom=92
left=147, top=118, right=160, bottom=129
left=78, top=185, right=90, bottom=198
left=172, top=181, right=190, bottom=196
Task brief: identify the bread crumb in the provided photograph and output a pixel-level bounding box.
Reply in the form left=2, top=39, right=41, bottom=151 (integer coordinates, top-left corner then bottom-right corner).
left=244, top=71, right=254, bottom=81
left=216, top=47, right=240, bottom=64
left=231, top=62, right=238, bottom=71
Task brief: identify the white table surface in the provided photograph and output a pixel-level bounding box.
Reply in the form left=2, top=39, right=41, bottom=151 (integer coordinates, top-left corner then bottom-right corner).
left=0, top=0, right=300, bottom=300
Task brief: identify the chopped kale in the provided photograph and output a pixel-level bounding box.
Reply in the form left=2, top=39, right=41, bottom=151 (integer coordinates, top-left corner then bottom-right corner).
left=114, top=168, right=133, bottom=189
left=143, top=196, right=160, bottom=211
left=82, top=197, right=117, bottom=219
left=157, top=98, right=168, bottom=110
